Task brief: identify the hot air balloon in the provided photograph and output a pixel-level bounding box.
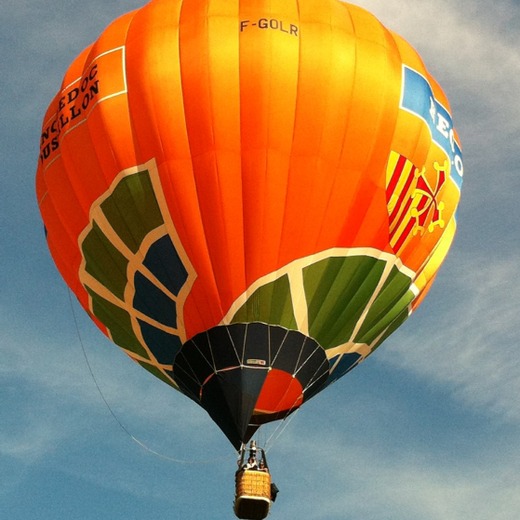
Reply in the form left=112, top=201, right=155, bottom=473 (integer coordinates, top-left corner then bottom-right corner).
left=36, top=0, right=463, bottom=517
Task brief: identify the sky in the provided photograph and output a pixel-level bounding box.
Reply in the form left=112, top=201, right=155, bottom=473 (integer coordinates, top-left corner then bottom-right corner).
left=2, top=0, right=520, bottom=519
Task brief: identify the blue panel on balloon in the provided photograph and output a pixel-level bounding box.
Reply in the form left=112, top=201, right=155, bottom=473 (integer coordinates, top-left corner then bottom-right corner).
left=328, top=353, right=362, bottom=385
left=138, top=319, right=182, bottom=365
left=143, top=235, right=188, bottom=296
left=133, top=271, right=177, bottom=327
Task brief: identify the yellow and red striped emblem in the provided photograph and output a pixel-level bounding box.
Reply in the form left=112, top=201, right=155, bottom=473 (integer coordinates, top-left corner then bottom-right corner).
left=386, top=151, right=448, bottom=255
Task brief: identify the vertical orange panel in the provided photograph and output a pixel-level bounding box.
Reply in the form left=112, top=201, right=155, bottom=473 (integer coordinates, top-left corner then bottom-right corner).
left=238, top=0, right=301, bottom=284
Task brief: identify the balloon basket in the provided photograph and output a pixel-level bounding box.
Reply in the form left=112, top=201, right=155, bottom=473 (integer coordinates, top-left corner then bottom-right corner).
left=234, top=470, right=272, bottom=520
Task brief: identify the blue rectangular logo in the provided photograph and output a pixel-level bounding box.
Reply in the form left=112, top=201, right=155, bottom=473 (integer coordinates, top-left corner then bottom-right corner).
left=401, top=66, right=463, bottom=190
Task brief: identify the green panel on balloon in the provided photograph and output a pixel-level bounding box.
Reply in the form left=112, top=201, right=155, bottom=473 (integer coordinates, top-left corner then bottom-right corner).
left=100, top=170, right=163, bottom=254
left=86, top=288, right=150, bottom=359
left=82, top=222, right=128, bottom=301
left=304, top=256, right=387, bottom=349
left=369, top=306, right=410, bottom=353
left=354, top=268, right=415, bottom=344
left=230, top=274, right=297, bottom=329
left=137, top=361, right=177, bottom=388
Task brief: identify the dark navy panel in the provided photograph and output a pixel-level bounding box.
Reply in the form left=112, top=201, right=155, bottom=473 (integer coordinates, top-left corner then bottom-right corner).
left=205, top=325, right=242, bottom=369
left=243, top=323, right=270, bottom=364
left=201, top=368, right=267, bottom=448
left=143, top=234, right=188, bottom=295
left=174, top=336, right=215, bottom=386
left=173, top=323, right=330, bottom=448
left=189, top=331, right=217, bottom=367
left=268, top=326, right=290, bottom=362
left=133, top=271, right=177, bottom=327
left=295, top=345, right=330, bottom=397
left=269, top=331, right=302, bottom=374
left=137, top=319, right=182, bottom=365
left=199, top=374, right=241, bottom=448
left=302, top=365, right=330, bottom=401
left=249, top=408, right=298, bottom=427
left=327, top=353, right=362, bottom=386
left=172, top=365, right=200, bottom=402
left=226, top=323, right=248, bottom=363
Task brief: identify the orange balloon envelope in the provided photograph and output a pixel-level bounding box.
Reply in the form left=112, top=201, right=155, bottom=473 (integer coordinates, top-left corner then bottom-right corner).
left=36, top=0, right=463, bottom=448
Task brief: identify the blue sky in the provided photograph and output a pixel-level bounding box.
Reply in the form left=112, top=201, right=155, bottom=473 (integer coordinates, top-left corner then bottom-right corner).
left=2, top=0, right=520, bottom=519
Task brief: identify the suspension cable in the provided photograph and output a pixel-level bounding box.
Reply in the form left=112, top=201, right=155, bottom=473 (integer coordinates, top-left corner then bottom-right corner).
left=264, top=354, right=329, bottom=453
left=67, top=289, right=230, bottom=465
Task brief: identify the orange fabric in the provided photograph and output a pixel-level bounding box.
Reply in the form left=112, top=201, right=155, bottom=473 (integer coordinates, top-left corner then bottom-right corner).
left=254, top=369, right=304, bottom=414
left=36, top=0, right=462, bottom=343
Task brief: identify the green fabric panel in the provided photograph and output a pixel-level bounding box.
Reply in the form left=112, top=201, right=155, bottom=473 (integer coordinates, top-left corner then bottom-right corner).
left=355, top=268, right=414, bottom=344
left=137, top=362, right=178, bottom=389
left=304, top=256, right=385, bottom=349
left=231, top=274, right=297, bottom=329
left=369, top=305, right=410, bottom=353
left=82, top=221, right=128, bottom=300
left=100, top=170, right=163, bottom=254
left=87, top=288, right=149, bottom=359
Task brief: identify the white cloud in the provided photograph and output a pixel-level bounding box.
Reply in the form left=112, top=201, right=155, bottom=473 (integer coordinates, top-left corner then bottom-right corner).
left=269, top=406, right=520, bottom=520
left=379, top=251, right=520, bottom=424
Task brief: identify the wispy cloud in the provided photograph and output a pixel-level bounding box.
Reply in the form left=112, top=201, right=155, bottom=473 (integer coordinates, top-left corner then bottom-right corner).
left=270, top=398, right=520, bottom=520
left=379, top=251, right=520, bottom=423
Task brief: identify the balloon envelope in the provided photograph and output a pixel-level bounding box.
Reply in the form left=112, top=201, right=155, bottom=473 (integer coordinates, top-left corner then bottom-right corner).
left=36, top=0, right=463, bottom=448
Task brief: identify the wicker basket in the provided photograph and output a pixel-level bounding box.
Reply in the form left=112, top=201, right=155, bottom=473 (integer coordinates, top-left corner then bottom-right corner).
left=234, top=470, right=272, bottom=520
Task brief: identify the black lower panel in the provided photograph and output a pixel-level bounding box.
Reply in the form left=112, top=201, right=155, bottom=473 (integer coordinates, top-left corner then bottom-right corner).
left=172, top=323, right=330, bottom=449
left=201, top=368, right=268, bottom=448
